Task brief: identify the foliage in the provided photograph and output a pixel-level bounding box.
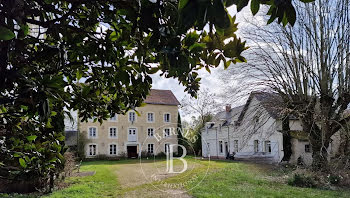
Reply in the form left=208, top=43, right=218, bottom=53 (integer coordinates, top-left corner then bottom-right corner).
left=184, top=114, right=213, bottom=154
left=328, top=175, right=341, bottom=185
left=155, top=152, right=167, bottom=158
left=177, top=111, right=188, bottom=155
left=76, top=132, right=87, bottom=160
left=140, top=151, right=154, bottom=158
left=288, top=174, right=316, bottom=188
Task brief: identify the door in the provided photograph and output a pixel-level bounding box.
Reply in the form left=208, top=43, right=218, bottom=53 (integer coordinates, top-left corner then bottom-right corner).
left=225, top=142, right=229, bottom=156
left=127, top=146, right=138, bottom=158
left=128, top=128, right=137, bottom=142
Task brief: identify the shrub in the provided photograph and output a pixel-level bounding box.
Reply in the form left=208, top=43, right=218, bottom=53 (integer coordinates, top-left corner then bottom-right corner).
left=141, top=151, right=154, bottom=158
left=288, top=174, right=316, bottom=188
left=77, top=132, right=87, bottom=160
left=119, top=151, right=127, bottom=159
left=328, top=175, right=341, bottom=185
left=155, top=152, right=166, bottom=158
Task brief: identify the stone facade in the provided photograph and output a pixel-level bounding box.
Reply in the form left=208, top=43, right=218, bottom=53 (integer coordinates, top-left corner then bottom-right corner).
left=78, top=89, right=180, bottom=158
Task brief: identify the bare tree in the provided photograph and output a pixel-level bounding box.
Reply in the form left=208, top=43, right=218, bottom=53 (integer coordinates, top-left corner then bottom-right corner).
left=223, top=0, right=350, bottom=170
left=181, top=88, right=219, bottom=125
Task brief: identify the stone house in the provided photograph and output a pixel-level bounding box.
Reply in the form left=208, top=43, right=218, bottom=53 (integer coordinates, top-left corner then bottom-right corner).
left=79, top=89, right=180, bottom=158
left=201, top=91, right=341, bottom=165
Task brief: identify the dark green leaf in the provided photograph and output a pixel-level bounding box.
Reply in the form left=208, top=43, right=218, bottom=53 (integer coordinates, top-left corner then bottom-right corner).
left=0, top=26, right=15, bottom=40
left=251, top=0, right=260, bottom=15
left=178, top=0, right=189, bottom=9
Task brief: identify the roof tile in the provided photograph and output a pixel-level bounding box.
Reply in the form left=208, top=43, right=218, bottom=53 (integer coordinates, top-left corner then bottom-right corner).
left=144, top=89, right=180, bottom=106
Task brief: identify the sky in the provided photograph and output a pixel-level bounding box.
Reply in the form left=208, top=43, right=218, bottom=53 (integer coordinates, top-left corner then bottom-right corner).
left=150, top=4, right=265, bottom=117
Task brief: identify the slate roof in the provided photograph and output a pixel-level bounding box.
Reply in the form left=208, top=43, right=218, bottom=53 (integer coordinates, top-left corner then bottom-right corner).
left=253, top=91, right=284, bottom=119
left=144, top=89, right=180, bottom=106
left=208, top=106, right=244, bottom=129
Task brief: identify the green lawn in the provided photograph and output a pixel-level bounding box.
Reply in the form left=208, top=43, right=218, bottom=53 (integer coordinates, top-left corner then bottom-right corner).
left=3, top=158, right=350, bottom=198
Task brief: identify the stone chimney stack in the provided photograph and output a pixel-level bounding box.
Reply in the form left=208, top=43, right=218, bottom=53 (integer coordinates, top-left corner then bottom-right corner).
left=225, top=104, right=231, bottom=112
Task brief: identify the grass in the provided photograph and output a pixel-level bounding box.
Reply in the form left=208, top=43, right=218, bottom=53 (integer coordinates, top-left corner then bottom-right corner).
left=2, top=158, right=350, bottom=198
left=45, top=160, right=121, bottom=198
left=187, top=162, right=349, bottom=198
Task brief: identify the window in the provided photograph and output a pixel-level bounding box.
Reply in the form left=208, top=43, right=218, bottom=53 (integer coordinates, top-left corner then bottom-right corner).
left=164, top=113, right=170, bottom=123
left=234, top=140, right=239, bottom=152
left=148, top=144, right=154, bottom=154
left=109, top=127, right=117, bottom=138
left=148, top=128, right=154, bottom=137
left=164, top=128, right=170, bottom=137
left=264, top=141, right=271, bottom=153
left=129, top=112, right=136, bottom=122
left=219, top=141, right=223, bottom=153
left=110, top=114, right=117, bottom=122
left=88, top=144, right=97, bottom=156
left=147, top=113, right=154, bottom=122
left=109, top=144, right=117, bottom=155
left=165, top=143, right=170, bottom=153
left=305, top=144, right=311, bottom=153
left=88, top=127, right=97, bottom=138
left=254, top=140, right=259, bottom=152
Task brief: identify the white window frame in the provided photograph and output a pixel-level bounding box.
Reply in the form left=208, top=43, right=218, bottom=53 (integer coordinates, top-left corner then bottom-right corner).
left=87, top=144, right=98, bottom=156
left=88, top=127, right=98, bottom=139
left=164, top=143, right=170, bottom=153
left=163, top=128, right=170, bottom=138
left=108, top=143, right=118, bottom=156
left=254, top=140, right=259, bottom=152
left=147, top=128, right=154, bottom=137
left=128, top=111, right=136, bottom=122
left=147, top=112, right=155, bottom=123
left=234, top=140, right=239, bottom=152
left=109, top=127, right=118, bottom=139
left=163, top=113, right=171, bottom=123
left=219, top=141, right=223, bottom=153
left=264, top=140, right=271, bottom=153
left=109, top=114, right=118, bottom=122
left=147, top=144, right=154, bottom=154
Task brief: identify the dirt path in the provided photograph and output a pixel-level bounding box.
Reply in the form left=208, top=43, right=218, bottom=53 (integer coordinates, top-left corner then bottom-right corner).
left=114, top=160, right=195, bottom=198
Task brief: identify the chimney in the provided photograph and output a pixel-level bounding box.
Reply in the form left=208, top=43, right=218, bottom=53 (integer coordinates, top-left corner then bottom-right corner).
left=225, top=104, right=231, bottom=112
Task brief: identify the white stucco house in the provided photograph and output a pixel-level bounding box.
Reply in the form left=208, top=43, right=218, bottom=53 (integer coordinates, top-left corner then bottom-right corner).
left=201, top=91, right=341, bottom=165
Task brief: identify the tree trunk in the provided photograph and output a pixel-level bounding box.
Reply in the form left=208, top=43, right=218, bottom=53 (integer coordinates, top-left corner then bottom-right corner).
left=309, top=127, right=330, bottom=171
left=282, top=116, right=292, bottom=161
